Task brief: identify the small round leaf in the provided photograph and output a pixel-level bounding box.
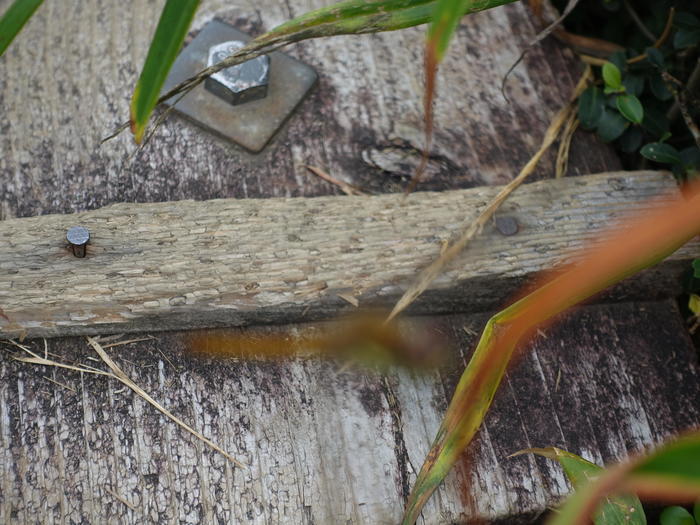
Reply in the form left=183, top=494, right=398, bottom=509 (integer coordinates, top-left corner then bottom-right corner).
left=596, top=110, right=628, bottom=143
left=578, top=87, right=604, bottom=129
left=660, top=506, right=695, bottom=525
left=640, top=142, right=681, bottom=164
left=602, top=62, right=623, bottom=91
left=693, top=259, right=700, bottom=279
left=646, top=47, right=665, bottom=68
left=650, top=74, right=673, bottom=101
left=619, top=126, right=643, bottom=153
left=616, top=94, right=644, bottom=124
left=674, top=29, right=700, bottom=49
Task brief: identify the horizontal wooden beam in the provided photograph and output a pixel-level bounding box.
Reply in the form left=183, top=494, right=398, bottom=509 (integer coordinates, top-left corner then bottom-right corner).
left=1, top=171, right=696, bottom=339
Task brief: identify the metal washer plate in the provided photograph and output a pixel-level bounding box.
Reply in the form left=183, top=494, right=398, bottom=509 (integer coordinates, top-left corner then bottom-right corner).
left=162, top=19, right=318, bottom=153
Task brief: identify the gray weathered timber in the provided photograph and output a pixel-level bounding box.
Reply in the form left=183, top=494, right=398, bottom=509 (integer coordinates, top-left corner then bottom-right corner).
left=1, top=301, right=698, bottom=524
left=0, top=0, right=619, bottom=219
left=2, top=171, right=696, bottom=339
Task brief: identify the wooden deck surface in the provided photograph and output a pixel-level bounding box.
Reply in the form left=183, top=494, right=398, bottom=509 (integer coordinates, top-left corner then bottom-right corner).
left=0, top=0, right=698, bottom=523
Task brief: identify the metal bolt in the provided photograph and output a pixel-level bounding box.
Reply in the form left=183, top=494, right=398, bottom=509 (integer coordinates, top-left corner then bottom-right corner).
left=495, top=216, right=519, bottom=236
left=205, top=41, right=270, bottom=106
left=66, top=226, right=90, bottom=258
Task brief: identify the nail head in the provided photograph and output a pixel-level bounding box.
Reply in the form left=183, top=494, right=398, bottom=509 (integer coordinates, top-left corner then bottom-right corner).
left=495, top=216, right=519, bottom=236
left=66, top=226, right=90, bottom=258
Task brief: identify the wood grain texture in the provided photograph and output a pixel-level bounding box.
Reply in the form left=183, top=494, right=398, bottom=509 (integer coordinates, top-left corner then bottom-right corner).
left=1, top=301, right=698, bottom=524
left=2, top=171, right=697, bottom=339
left=0, top=0, right=620, bottom=219
left=0, top=0, right=692, bottom=523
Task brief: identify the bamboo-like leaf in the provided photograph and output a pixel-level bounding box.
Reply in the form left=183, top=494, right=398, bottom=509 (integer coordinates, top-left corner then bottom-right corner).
left=401, top=183, right=700, bottom=524
left=514, top=447, right=646, bottom=524
left=129, top=0, right=200, bottom=143
left=0, top=0, right=43, bottom=57
left=548, top=431, right=700, bottom=525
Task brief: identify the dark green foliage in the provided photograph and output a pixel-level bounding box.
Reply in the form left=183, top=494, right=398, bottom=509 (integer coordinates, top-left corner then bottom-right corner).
left=557, top=0, right=700, bottom=181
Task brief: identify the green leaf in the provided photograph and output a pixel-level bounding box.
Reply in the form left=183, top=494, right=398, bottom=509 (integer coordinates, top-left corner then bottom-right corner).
left=646, top=47, right=665, bottom=69
left=578, top=87, right=605, bottom=129
left=0, top=0, right=44, bottom=56
left=674, top=12, right=700, bottom=31
left=623, top=74, right=645, bottom=97
left=640, top=143, right=681, bottom=164
left=616, top=94, right=644, bottom=124
left=693, top=260, right=700, bottom=279
left=602, top=62, right=624, bottom=92
left=694, top=500, right=699, bottom=522
left=608, top=50, right=627, bottom=72
left=130, top=0, right=200, bottom=143
left=596, top=110, right=628, bottom=142
left=550, top=432, right=700, bottom=525
left=516, top=448, right=646, bottom=525
left=660, top=506, right=695, bottom=525
left=619, top=126, right=643, bottom=153
left=674, top=29, right=700, bottom=49
left=650, top=74, right=673, bottom=101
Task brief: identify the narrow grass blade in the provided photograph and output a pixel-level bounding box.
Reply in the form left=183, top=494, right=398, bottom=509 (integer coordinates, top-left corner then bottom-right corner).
left=548, top=431, right=700, bottom=525
left=416, top=0, right=514, bottom=191
left=129, top=0, right=200, bottom=143
left=514, top=447, right=645, bottom=524
left=402, top=183, right=700, bottom=524
left=0, top=0, right=43, bottom=56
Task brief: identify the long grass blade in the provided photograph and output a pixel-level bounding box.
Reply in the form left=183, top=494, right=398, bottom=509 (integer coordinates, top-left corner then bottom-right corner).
left=129, top=0, right=200, bottom=143
left=0, top=0, right=43, bottom=56
left=401, top=182, right=700, bottom=524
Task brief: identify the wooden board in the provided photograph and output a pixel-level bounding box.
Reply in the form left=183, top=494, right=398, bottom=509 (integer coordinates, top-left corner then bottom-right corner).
left=1, top=300, right=698, bottom=524
left=1, top=0, right=693, bottom=523
left=0, top=0, right=619, bottom=219
left=2, top=171, right=697, bottom=339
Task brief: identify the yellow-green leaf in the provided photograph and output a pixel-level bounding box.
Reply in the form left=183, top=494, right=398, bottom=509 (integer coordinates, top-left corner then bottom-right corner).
left=515, top=448, right=646, bottom=525
left=689, top=294, right=700, bottom=316
left=548, top=432, right=700, bottom=525
left=0, top=0, right=43, bottom=56
left=129, top=0, right=200, bottom=143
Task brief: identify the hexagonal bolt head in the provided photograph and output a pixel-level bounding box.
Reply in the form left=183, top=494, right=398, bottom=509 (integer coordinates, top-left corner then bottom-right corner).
left=204, top=41, right=270, bottom=106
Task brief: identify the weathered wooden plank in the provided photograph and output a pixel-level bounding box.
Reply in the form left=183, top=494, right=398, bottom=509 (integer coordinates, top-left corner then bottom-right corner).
left=0, top=0, right=620, bottom=219
left=1, top=300, right=698, bottom=524
left=2, top=171, right=696, bottom=339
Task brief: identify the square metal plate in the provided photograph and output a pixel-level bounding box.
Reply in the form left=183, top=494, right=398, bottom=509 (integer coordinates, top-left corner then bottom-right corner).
left=161, top=19, right=318, bottom=153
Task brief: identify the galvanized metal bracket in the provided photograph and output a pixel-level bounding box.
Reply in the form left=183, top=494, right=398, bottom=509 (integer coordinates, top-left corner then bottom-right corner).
left=161, top=19, right=318, bottom=153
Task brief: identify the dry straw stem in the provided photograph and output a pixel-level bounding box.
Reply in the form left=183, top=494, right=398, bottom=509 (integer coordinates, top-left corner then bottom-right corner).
left=556, top=109, right=579, bottom=178
left=303, top=165, right=367, bottom=196
left=11, top=337, right=244, bottom=468
left=385, top=67, right=592, bottom=323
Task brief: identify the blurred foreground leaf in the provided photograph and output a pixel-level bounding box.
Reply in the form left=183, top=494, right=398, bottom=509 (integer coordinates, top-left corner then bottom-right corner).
left=401, top=184, right=700, bottom=524
left=514, top=447, right=645, bottom=524
left=0, top=0, right=43, bottom=56
left=130, top=0, right=200, bottom=143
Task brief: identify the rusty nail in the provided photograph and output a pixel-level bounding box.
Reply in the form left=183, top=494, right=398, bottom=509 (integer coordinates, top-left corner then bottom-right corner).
left=66, top=226, right=90, bottom=258
left=495, top=216, right=519, bottom=236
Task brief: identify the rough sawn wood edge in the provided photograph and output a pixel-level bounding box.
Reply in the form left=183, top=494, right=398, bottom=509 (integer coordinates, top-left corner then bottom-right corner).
left=1, top=170, right=696, bottom=339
